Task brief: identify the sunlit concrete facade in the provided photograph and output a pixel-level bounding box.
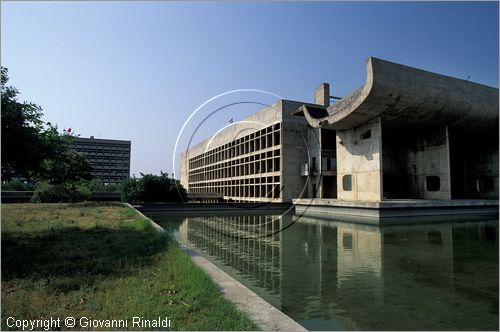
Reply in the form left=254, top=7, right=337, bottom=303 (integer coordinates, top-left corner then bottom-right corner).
left=180, top=99, right=329, bottom=203
left=181, top=57, right=499, bottom=203
left=73, top=136, right=131, bottom=185
left=298, top=57, right=499, bottom=202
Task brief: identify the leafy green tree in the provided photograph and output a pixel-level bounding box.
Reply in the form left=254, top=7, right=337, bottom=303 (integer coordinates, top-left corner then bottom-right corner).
left=2, top=66, right=94, bottom=201
left=38, top=150, right=92, bottom=198
left=121, top=172, right=187, bottom=203
left=121, top=175, right=143, bottom=204
left=1, top=67, right=50, bottom=180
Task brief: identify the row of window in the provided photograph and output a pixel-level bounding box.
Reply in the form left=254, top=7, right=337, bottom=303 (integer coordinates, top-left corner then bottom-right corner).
left=190, top=149, right=280, bottom=176
left=190, top=176, right=281, bottom=198
left=188, top=123, right=281, bottom=170
left=75, top=143, right=130, bottom=149
left=189, top=156, right=280, bottom=183
left=87, top=157, right=130, bottom=162
left=92, top=172, right=129, bottom=177
left=190, top=183, right=281, bottom=199
left=88, top=162, right=129, bottom=168
left=190, top=176, right=280, bottom=187
left=79, top=151, right=130, bottom=157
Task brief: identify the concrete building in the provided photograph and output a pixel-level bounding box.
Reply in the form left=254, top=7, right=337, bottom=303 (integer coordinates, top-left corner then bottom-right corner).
left=298, top=57, right=499, bottom=202
left=181, top=57, right=498, bottom=206
left=180, top=98, right=325, bottom=203
left=73, top=136, right=131, bottom=185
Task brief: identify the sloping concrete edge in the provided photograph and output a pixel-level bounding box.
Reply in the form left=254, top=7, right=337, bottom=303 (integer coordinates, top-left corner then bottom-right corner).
left=178, top=242, right=307, bottom=331
left=125, top=203, right=307, bottom=331
left=124, top=202, right=165, bottom=233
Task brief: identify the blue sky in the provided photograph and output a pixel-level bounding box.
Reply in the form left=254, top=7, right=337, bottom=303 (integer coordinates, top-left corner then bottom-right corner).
left=2, top=1, right=498, bottom=177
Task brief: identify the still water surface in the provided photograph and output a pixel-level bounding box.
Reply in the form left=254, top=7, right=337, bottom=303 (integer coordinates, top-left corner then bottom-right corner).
left=151, top=213, right=498, bottom=331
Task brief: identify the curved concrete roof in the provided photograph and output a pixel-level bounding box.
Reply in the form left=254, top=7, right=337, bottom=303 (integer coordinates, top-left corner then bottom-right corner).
left=301, top=57, right=499, bottom=131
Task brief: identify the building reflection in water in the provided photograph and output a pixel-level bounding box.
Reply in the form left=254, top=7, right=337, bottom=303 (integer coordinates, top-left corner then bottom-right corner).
left=177, top=214, right=498, bottom=331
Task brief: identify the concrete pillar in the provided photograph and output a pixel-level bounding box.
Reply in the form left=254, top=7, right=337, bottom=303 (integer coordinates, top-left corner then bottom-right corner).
left=315, top=83, right=330, bottom=107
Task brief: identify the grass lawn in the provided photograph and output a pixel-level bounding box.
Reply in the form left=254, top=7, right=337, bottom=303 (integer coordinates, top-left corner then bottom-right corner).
left=1, top=202, right=259, bottom=331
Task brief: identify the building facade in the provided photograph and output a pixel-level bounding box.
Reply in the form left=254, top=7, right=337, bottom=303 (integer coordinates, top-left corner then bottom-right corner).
left=73, top=136, right=131, bottom=185
left=181, top=57, right=499, bottom=203
left=180, top=98, right=326, bottom=203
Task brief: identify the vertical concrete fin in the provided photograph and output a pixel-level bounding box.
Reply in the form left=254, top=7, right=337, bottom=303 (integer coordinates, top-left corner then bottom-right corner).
left=315, top=83, right=330, bottom=107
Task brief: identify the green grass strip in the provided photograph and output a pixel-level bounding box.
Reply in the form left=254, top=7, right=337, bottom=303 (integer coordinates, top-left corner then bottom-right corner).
left=1, top=202, right=259, bottom=331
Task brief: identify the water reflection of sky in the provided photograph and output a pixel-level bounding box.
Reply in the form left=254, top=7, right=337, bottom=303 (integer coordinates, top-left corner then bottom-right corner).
left=152, top=213, right=499, bottom=331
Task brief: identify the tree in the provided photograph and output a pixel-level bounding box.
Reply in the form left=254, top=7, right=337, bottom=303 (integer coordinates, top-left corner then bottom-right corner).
left=1, top=66, right=94, bottom=201
left=121, top=172, right=187, bottom=203
left=38, top=150, right=93, bottom=198
left=1, top=67, right=49, bottom=180
left=34, top=127, right=93, bottom=201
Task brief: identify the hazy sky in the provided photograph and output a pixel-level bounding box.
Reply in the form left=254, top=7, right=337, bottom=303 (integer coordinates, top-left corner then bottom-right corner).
left=2, top=1, right=498, bottom=178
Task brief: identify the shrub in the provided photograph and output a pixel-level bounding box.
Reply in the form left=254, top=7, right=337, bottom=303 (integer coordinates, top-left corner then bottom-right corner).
left=121, top=172, right=187, bottom=203
left=121, top=176, right=143, bottom=204
left=1, top=179, right=33, bottom=191
left=82, top=178, right=120, bottom=192
left=31, top=181, right=90, bottom=203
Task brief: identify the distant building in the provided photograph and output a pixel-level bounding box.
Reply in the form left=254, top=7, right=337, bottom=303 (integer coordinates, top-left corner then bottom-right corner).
left=181, top=57, right=498, bottom=203
left=73, top=136, right=131, bottom=185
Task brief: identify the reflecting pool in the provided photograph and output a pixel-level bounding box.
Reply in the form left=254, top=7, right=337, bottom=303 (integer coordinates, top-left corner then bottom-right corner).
left=150, top=213, right=499, bottom=331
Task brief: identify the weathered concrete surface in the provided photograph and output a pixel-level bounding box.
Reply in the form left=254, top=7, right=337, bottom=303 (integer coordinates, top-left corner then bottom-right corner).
left=180, top=98, right=324, bottom=204
left=301, top=57, right=499, bottom=131
left=293, top=198, right=499, bottom=208
left=314, top=82, right=330, bottom=107
left=293, top=198, right=499, bottom=220
left=281, top=100, right=309, bottom=203
left=298, top=57, right=499, bottom=202
left=336, top=117, right=383, bottom=202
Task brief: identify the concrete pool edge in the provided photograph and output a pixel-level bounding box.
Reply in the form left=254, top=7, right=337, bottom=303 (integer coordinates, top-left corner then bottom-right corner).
left=179, top=242, right=307, bottom=331
left=293, top=198, right=499, bottom=222
left=127, top=203, right=307, bottom=331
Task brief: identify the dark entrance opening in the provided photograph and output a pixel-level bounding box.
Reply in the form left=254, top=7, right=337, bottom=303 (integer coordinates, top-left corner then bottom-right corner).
left=322, top=175, right=337, bottom=198
left=448, top=128, right=499, bottom=199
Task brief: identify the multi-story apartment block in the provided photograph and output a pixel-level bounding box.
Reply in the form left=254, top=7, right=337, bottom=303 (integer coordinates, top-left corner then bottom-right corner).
left=73, top=136, right=131, bottom=185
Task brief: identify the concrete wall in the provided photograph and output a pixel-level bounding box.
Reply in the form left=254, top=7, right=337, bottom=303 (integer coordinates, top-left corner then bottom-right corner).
left=382, top=126, right=451, bottom=200
left=181, top=99, right=321, bottom=203
left=180, top=101, right=283, bottom=201
left=336, top=117, right=383, bottom=202
left=180, top=151, right=188, bottom=190
left=409, top=127, right=451, bottom=199
left=281, top=100, right=309, bottom=202
left=185, top=101, right=283, bottom=158
left=314, top=83, right=330, bottom=107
